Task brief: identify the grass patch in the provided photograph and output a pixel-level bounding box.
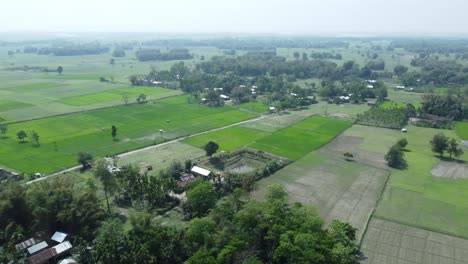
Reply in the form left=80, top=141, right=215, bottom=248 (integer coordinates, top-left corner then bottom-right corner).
left=236, top=102, right=269, bottom=113
left=183, top=126, right=270, bottom=152
left=4, top=82, right=65, bottom=92
left=59, top=87, right=180, bottom=106
left=0, top=95, right=257, bottom=174
left=456, top=121, right=468, bottom=140
left=250, top=116, right=353, bottom=160
left=0, top=100, right=34, bottom=111
left=380, top=101, right=421, bottom=109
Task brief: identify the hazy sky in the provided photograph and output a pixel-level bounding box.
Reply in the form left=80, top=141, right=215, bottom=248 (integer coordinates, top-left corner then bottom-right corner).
left=1, top=0, right=467, bottom=35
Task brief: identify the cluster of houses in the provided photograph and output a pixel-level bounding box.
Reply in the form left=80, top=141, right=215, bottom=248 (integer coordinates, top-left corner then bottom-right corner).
left=15, top=232, right=75, bottom=264
left=395, top=85, right=414, bottom=91
left=177, top=166, right=211, bottom=187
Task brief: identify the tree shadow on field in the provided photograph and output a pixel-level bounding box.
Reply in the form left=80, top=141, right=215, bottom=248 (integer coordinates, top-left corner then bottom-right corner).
left=0, top=136, right=9, bottom=139
left=438, top=156, right=466, bottom=164
left=113, top=138, right=120, bottom=142
left=18, top=141, right=29, bottom=144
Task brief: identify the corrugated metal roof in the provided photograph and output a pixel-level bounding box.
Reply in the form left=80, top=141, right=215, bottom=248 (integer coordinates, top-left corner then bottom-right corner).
left=15, top=238, right=38, bottom=251
left=27, top=241, right=48, bottom=255
left=58, top=259, right=77, bottom=264
left=53, top=241, right=72, bottom=255
left=27, top=241, right=73, bottom=264
left=51, top=231, right=68, bottom=243
left=191, top=166, right=211, bottom=176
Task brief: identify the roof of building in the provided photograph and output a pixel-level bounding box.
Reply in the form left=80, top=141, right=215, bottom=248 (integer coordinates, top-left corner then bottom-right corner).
left=16, top=238, right=38, bottom=251
left=367, top=85, right=374, bottom=89
left=191, top=166, right=211, bottom=177
left=220, top=94, right=230, bottom=99
left=53, top=241, right=73, bottom=255
left=269, top=106, right=276, bottom=110
left=27, top=241, right=48, bottom=255
left=58, top=259, right=78, bottom=264
left=51, top=231, right=68, bottom=243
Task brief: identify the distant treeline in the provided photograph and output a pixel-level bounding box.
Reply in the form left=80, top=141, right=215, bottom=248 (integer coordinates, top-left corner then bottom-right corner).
left=141, top=37, right=350, bottom=50
left=135, top=48, right=193, bottom=61
left=310, top=52, right=342, bottom=60
left=23, top=42, right=110, bottom=56
left=390, top=39, right=468, bottom=55
left=197, top=51, right=390, bottom=80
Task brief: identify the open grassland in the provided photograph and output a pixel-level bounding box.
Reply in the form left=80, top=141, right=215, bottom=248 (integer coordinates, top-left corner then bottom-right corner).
left=118, top=142, right=205, bottom=176
left=183, top=126, right=270, bottom=152
left=387, top=89, right=424, bottom=104
left=344, top=125, right=468, bottom=238
left=250, top=116, right=353, bottom=160
left=185, top=115, right=353, bottom=160
left=361, top=217, right=468, bottom=264
left=0, top=72, right=180, bottom=121
left=235, top=102, right=269, bottom=113
left=250, top=151, right=389, bottom=241
left=58, top=86, right=181, bottom=106
left=0, top=95, right=257, bottom=174
left=456, top=122, right=468, bottom=140
left=380, top=101, right=421, bottom=109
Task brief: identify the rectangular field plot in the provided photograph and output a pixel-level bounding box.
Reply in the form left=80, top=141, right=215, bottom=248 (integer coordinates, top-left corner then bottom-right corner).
left=183, top=126, right=270, bottom=152
left=361, top=217, right=468, bottom=264
left=250, top=116, right=353, bottom=160
left=59, top=87, right=181, bottom=106
left=0, top=100, right=34, bottom=112
left=342, top=125, right=468, bottom=238
left=250, top=152, right=389, bottom=241
left=456, top=122, right=468, bottom=140
left=0, top=95, right=257, bottom=174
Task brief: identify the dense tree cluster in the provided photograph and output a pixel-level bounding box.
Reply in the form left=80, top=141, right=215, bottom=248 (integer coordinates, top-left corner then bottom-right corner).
left=356, top=107, right=409, bottom=129
left=421, top=94, right=466, bottom=120
left=310, top=52, right=342, bottom=60
left=24, top=42, right=110, bottom=56
left=385, top=143, right=407, bottom=169
left=430, top=133, right=464, bottom=158
left=136, top=48, right=193, bottom=61
left=80, top=184, right=359, bottom=264
left=408, top=56, right=468, bottom=85
left=0, top=178, right=105, bottom=262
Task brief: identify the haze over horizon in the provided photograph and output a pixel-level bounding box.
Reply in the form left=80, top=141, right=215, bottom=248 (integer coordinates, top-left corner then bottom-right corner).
left=1, top=0, right=468, bottom=36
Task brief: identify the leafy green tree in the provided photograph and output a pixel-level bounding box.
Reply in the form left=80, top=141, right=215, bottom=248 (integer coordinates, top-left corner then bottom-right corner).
left=431, top=133, right=449, bottom=157
left=122, top=94, right=129, bottom=105
left=397, top=138, right=408, bottom=148
left=57, top=66, right=63, bottom=74
left=78, top=152, right=93, bottom=169
left=110, top=58, right=115, bottom=67
left=385, top=144, right=406, bottom=168
left=93, top=219, right=125, bottom=264
left=186, top=181, right=217, bottom=218
left=293, top=52, right=300, bottom=59
left=111, top=125, right=117, bottom=140
left=204, top=141, right=219, bottom=157
left=94, top=159, right=118, bottom=214
left=448, top=138, right=464, bottom=159
left=0, top=125, right=7, bottom=135
left=393, top=65, right=408, bottom=76
left=16, top=130, right=27, bottom=142
left=31, top=131, right=40, bottom=146
left=136, top=93, right=147, bottom=103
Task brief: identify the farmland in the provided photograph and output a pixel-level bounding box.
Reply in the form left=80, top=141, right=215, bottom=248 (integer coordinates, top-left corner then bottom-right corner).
left=456, top=122, right=468, bottom=139
left=343, top=125, right=468, bottom=238
left=0, top=95, right=257, bottom=174
left=250, top=116, right=353, bottom=159
left=361, top=217, right=468, bottom=264
left=250, top=151, right=389, bottom=241
left=184, top=115, right=353, bottom=160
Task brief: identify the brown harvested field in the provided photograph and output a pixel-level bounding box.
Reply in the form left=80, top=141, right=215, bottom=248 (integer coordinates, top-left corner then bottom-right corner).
left=319, top=135, right=388, bottom=169
left=250, top=151, right=389, bottom=241
left=431, top=161, right=468, bottom=179
left=361, top=217, right=468, bottom=264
